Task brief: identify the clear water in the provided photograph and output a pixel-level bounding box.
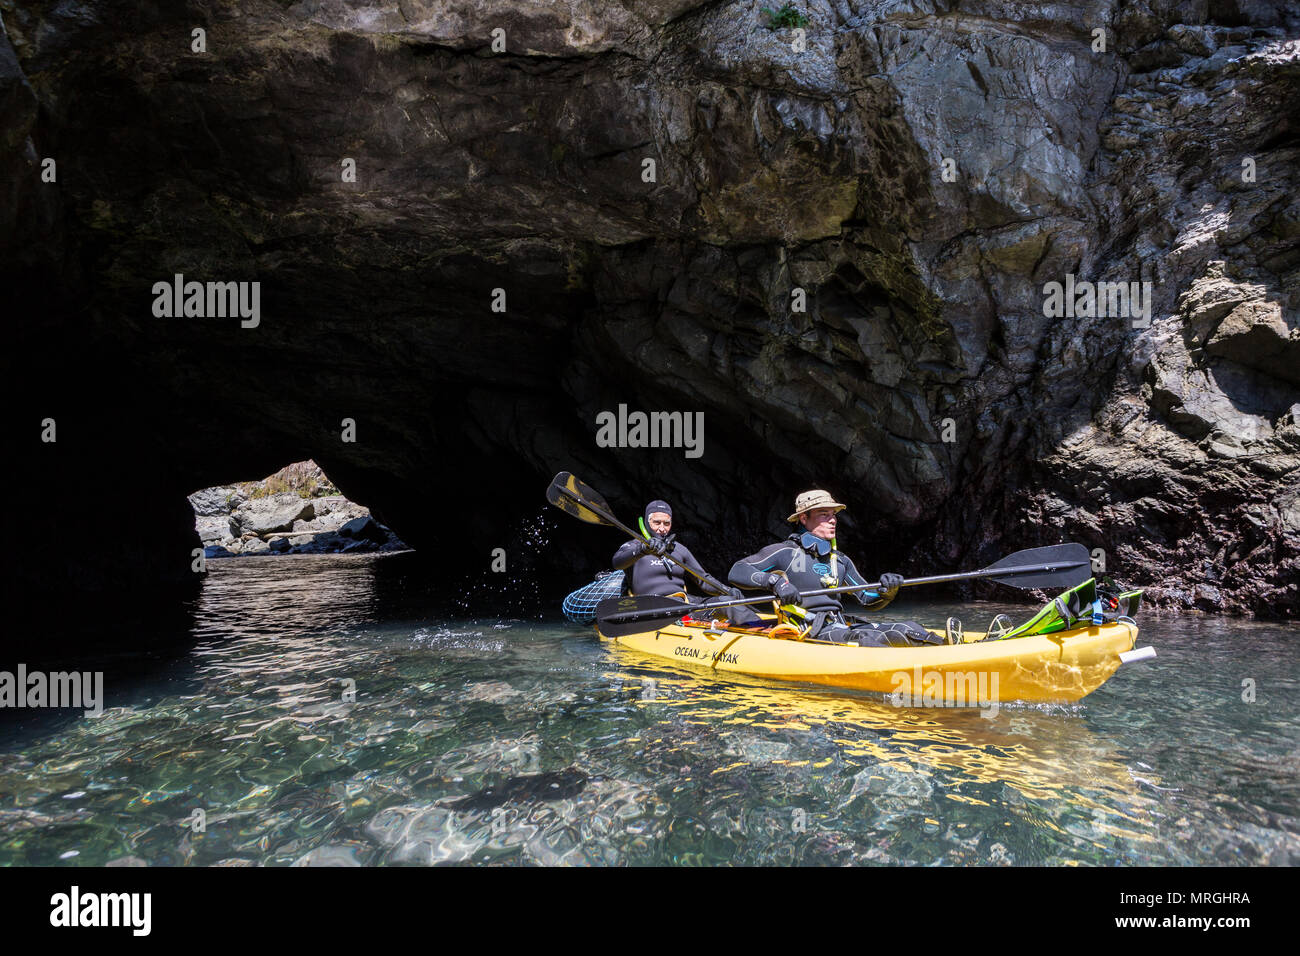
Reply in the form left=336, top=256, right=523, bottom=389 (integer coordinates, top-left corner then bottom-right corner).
left=1, top=553, right=1296, bottom=866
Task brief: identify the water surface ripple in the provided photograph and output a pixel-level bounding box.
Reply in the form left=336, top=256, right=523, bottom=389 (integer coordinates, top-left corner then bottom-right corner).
left=1, top=555, right=1296, bottom=866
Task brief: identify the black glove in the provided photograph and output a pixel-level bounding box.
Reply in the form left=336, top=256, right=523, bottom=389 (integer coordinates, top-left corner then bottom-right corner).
left=879, top=572, right=904, bottom=595
left=644, top=536, right=671, bottom=558
left=860, top=572, right=903, bottom=604
left=766, top=573, right=801, bottom=606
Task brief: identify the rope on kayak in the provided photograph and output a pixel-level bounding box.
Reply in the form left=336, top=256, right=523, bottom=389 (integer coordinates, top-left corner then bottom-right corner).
left=562, top=570, right=626, bottom=624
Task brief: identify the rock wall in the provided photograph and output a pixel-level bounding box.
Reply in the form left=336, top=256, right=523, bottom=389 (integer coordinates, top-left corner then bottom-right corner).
left=1, top=0, right=1296, bottom=630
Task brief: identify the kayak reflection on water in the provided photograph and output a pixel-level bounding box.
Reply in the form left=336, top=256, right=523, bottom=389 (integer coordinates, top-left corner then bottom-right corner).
left=604, top=656, right=1150, bottom=809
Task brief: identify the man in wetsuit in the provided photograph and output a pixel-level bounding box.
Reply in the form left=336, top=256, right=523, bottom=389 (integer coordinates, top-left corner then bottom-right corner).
left=728, top=490, right=930, bottom=646
left=612, top=499, right=758, bottom=624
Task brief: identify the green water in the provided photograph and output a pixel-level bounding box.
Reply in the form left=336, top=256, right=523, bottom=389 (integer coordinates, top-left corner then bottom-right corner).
left=1, top=553, right=1296, bottom=866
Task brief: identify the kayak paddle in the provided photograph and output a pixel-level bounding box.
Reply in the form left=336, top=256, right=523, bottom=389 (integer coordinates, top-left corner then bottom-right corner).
left=594, top=543, right=1092, bottom=634
left=592, top=595, right=691, bottom=637
left=545, top=472, right=734, bottom=597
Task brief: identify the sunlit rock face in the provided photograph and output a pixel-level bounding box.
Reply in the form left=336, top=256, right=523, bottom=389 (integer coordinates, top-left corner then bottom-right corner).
left=2, top=0, right=1296, bottom=630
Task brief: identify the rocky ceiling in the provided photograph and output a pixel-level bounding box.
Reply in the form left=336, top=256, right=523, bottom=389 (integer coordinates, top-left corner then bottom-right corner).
left=2, top=0, right=1297, bottom=638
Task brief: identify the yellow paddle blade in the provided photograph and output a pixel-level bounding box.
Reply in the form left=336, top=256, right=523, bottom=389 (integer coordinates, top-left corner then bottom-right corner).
left=545, top=471, right=614, bottom=526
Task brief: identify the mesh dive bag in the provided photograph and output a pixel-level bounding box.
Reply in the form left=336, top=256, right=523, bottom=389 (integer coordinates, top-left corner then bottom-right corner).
left=561, top=571, right=626, bottom=624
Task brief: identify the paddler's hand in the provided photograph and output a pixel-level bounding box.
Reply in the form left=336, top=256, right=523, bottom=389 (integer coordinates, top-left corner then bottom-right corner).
left=644, top=536, right=671, bottom=557
left=724, top=586, right=744, bottom=601
left=766, top=573, right=801, bottom=606
left=879, top=572, right=904, bottom=597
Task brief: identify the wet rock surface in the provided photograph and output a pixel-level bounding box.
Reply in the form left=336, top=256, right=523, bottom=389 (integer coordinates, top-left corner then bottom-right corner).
left=2, top=0, right=1296, bottom=627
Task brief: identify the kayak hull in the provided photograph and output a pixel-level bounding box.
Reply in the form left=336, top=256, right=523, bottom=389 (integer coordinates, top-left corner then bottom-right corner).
left=596, top=618, right=1139, bottom=703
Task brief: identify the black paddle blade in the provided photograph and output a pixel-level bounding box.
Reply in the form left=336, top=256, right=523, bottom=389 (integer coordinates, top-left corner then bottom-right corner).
left=984, top=543, right=1091, bottom=590
left=546, top=472, right=614, bottom=526
left=595, top=595, right=689, bottom=637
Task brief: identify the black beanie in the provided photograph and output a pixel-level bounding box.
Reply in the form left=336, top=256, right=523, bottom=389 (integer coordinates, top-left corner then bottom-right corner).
left=645, top=500, right=673, bottom=526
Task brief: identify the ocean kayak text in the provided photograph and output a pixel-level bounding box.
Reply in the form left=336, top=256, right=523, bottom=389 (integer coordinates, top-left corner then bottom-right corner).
left=675, top=645, right=739, bottom=665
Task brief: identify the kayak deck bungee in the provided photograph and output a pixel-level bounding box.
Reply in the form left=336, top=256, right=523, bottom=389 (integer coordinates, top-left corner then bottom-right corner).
left=595, top=614, right=1140, bottom=703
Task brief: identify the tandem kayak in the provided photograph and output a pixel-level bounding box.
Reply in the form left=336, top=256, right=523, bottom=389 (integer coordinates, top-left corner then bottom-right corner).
left=595, top=615, right=1145, bottom=704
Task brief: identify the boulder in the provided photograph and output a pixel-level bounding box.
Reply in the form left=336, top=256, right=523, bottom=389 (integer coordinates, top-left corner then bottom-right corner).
left=310, top=496, right=351, bottom=517
left=188, top=486, right=237, bottom=517
left=241, top=537, right=269, bottom=555
left=338, top=515, right=384, bottom=541
left=195, top=516, right=235, bottom=544
left=290, top=508, right=366, bottom=534
left=234, top=494, right=316, bottom=536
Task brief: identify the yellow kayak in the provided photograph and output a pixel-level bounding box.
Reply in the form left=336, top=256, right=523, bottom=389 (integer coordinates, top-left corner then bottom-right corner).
left=595, top=615, right=1141, bottom=704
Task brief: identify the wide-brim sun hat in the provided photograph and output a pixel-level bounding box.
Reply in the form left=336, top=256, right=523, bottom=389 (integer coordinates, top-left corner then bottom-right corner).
left=787, top=490, right=847, bottom=522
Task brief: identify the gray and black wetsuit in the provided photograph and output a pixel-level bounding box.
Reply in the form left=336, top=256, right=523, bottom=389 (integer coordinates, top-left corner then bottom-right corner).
left=729, top=533, right=929, bottom=646
left=612, top=537, right=726, bottom=598
left=612, top=536, right=762, bottom=626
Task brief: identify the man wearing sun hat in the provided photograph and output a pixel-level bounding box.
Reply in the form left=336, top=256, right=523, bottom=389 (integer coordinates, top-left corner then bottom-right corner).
left=727, top=489, right=912, bottom=644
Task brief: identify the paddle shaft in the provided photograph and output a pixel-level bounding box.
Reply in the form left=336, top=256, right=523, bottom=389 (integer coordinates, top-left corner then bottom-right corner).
left=552, top=483, right=733, bottom=596
left=886, top=560, right=1088, bottom=588
left=603, top=558, right=1088, bottom=625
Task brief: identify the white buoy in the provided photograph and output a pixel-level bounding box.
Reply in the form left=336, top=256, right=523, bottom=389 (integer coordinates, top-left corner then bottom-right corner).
left=1119, top=646, right=1157, bottom=664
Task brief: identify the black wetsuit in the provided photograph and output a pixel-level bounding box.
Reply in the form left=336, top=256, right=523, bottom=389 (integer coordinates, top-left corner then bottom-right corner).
left=729, top=533, right=930, bottom=646
left=612, top=536, right=762, bottom=626
left=612, top=537, right=725, bottom=598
